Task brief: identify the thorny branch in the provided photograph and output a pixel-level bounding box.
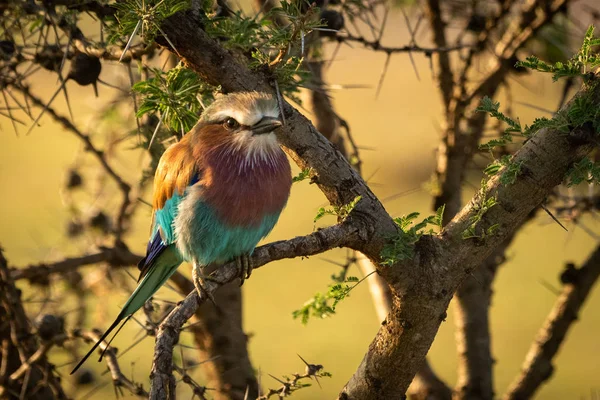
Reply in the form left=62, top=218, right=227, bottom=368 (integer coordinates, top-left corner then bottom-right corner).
left=256, top=355, right=328, bottom=399
left=149, top=222, right=363, bottom=398
left=504, top=244, right=600, bottom=400
left=2, top=1, right=600, bottom=399
left=309, top=33, right=451, bottom=398
left=338, top=79, right=599, bottom=398
left=0, top=249, right=67, bottom=400
left=11, top=246, right=142, bottom=283
left=332, top=33, right=470, bottom=56
left=72, top=329, right=149, bottom=397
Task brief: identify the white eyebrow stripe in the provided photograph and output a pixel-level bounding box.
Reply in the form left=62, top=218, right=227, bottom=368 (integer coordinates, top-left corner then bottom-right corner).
left=209, top=105, right=280, bottom=127
left=210, top=110, right=254, bottom=125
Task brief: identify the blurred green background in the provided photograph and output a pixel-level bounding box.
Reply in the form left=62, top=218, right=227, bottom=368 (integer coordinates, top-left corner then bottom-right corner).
left=1, top=8, right=600, bottom=399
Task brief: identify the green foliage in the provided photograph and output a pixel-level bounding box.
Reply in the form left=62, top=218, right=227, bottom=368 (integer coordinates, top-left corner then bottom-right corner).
left=478, top=26, right=600, bottom=153
left=380, top=206, right=444, bottom=266
left=203, top=0, right=321, bottom=102
left=462, top=180, right=499, bottom=240
left=133, top=66, right=213, bottom=135
left=109, top=0, right=189, bottom=43
left=314, top=195, right=361, bottom=223
left=476, top=96, right=522, bottom=136
left=516, top=25, right=600, bottom=81
left=292, top=168, right=312, bottom=183
left=565, top=157, right=600, bottom=186
left=483, top=155, right=523, bottom=186
left=292, top=276, right=361, bottom=324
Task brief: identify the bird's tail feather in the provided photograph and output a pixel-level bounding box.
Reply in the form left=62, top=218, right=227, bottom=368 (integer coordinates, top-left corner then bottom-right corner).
left=70, top=245, right=182, bottom=375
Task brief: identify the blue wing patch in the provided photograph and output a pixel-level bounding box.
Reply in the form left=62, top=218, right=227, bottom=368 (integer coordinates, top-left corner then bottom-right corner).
left=137, top=173, right=199, bottom=280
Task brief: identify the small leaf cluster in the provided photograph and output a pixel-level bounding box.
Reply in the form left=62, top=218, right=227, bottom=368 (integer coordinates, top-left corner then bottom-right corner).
left=314, top=195, right=361, bottom=223
left=462, top=180, right=499, bottom=240
left=515, top=26, right=600, bottom=81
left=292, top=167, right=312, bottom=183
left=292, top=276, right=360, bottom=324
left=380, top=206, right=444, bottom=266
left=484, top=155, right=523, bottom=186
left=204, top=0, right=321, bottom=101
left=108, top=0, right=189, bottom=44
left=565, top=157, right=600, bottom=186
left=133, top=66, right=214, bottom=135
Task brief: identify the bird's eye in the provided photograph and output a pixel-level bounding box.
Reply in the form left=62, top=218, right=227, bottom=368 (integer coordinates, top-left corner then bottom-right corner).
left=224, top=118, right=239, bottom=130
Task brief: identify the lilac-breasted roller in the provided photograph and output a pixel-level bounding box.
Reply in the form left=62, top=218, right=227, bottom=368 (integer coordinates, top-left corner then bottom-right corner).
left=71, top=92, right=292, bottom=374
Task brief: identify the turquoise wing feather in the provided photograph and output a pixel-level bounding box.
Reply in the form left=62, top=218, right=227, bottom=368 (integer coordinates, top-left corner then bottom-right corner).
left=70, top=145, right=196, bottom=375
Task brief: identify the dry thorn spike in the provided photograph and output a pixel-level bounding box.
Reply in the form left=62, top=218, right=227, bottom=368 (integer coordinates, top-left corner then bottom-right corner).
left=120, top=20, right=142, bottom=63
left=375, top=52, right=391, bottom=99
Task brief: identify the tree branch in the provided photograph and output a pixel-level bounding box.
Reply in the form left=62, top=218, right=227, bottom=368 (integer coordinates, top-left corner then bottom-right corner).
left=332, top=33, right=470, bottom=55
left=72, top=329, right=149, bottom=397
left=424, top=0, right=454, bottom=112
left=149, top=223, right=362, bottom=398
left=338, top=78, right=600, bottom=399
left=427, top=2, right=567, bottom=397
left=0, top=248, right=68, bottom=400
left=503, top=244, right=600, bottom=400
left=11, top=246, right=142, bottom=283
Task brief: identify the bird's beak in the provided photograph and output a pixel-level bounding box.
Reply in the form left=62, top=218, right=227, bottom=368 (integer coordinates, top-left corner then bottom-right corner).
left=251, top=116, right=282, bottom=135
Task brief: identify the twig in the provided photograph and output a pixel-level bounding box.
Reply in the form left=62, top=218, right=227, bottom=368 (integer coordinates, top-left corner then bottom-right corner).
left=334, top=33, right=470, bottom=55
left=72, top=329, right=149, bottom=397
left=11, top=246, right=142, bottom=283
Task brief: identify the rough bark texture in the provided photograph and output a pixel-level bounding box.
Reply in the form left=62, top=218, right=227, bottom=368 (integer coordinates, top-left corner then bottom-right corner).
left=169, top=275, right=258, bottom=400
left=159, top=10, right=399, bottom=249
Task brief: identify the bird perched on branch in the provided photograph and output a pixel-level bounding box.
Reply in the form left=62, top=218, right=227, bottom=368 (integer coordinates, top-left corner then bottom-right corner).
left=71, top=91, right=292, bottom=374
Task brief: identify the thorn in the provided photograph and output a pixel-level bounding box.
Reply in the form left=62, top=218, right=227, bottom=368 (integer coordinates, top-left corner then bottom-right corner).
left=26, top=81, right=66, bottom=135
left=148, top=113, right=164, bottom=150
left=120, top=20, right=142, bottom=62
left=541, top=204, right=568, bottom=232
left=375, top=53, right=391, bottom=99
left=274, top=80, right=286, bottom=126
left=268, top=374, right=286, bottom=385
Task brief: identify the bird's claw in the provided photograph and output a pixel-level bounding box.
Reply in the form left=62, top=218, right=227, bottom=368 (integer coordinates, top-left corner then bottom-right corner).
left=236, top=255, right=253, bottom=286
left=192, top=264, right=217, bottom=306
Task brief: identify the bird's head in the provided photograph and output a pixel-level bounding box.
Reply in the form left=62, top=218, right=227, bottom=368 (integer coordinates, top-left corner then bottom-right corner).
left=191, top=91, right=283, bottom=161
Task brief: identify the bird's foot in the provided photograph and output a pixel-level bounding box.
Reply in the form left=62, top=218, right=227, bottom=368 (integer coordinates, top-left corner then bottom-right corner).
left=192, top=265, right=217, bottom=306
left=235, top=254, right=253, bottom=286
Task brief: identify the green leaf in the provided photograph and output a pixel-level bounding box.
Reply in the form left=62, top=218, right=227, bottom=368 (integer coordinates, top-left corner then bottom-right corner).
left=380, top=210, right=443, bottom=266
left=314, top=196, right=362, bottom=223
left=133, top=66, right=214, bottom=136
left=292, top=276, right=365, bottom=324
left=566, top=157, right=600, bottom=186
left=293, top=168, right=312, bottom=183
left=434, top=204, right=445, bottom=228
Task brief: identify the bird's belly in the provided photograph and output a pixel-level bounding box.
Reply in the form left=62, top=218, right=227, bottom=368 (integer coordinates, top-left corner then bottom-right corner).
left=174, top=194, right=280, bottom=266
